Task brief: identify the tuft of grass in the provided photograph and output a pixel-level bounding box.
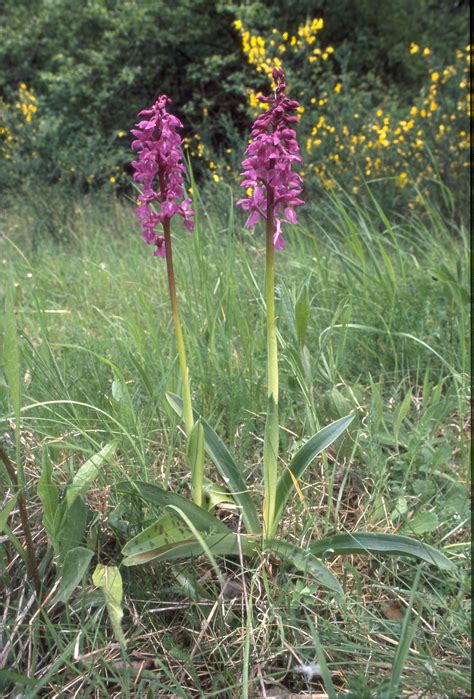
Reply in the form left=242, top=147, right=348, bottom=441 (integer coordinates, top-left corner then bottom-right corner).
left=0, top=180, right=470, bottom=697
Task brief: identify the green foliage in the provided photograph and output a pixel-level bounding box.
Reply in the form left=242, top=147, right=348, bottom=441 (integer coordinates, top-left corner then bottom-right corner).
left=0, top=184, right=469, bottom=696
left=55, top=546, right=94, bottom=604
left=0, top=0, right=469, bottom=201
left=0, top=0, right=245, bottom=186
left=92, top=563, right=126, bottom=648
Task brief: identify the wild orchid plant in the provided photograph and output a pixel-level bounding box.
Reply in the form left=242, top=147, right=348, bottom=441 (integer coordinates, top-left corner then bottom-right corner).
left=119, top=72, right=452, bottom=593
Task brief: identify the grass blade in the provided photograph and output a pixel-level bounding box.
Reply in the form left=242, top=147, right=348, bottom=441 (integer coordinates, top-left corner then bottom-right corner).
left=385, top=568, right=422, bottom=698
left=3, top=292, right=21, bottom=443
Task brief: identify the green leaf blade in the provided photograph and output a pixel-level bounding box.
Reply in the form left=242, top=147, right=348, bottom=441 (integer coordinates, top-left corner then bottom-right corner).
left=116, top=480, right=231, bottom=535
left=263, top=395, right=279, bottom=537
left=265, top=539, right=343, bottom=596
left=310, top=532, right=454, bottom=570
left=274, top=413, right=354, bottom=528
left=166, top=393, right=260, bottom=534
left=3, top=292, right=21, bottom=424
left=55, top=546, right=94, bottom=604
left=92, top=564, right=126, bottom=648
left=188, top=420, right=205, bottom=507
left=123, top=530, right=255, bottom=567
left=66, top=441, right=117, bottom=508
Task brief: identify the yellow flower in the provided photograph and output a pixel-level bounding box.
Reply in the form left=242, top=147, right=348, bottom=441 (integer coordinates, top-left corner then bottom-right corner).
left=410, top=106, right=418, bottom=117
left=376, top=109, right=383, bottom=117
left=334, top=82, right=342, bottom=93
left=398, top=172, right=409, bottom=188
left=212, top=173, right=220, bottom=183
left=423, top=47, right=430, bottom=56
left=234, top=19, right=242, bottom=30
left=109, top=176, right=116, bottom=184
left=431, top=71, right=439, bottom=82
left=409, top=43, right=419, bottom=54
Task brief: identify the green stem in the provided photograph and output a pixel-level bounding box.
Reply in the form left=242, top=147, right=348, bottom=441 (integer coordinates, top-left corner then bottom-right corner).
left=162, top=220, right=194, bottom=436
left=265, top=190, right=278, bottom=404
left=263, top=189, right=279, bottom=538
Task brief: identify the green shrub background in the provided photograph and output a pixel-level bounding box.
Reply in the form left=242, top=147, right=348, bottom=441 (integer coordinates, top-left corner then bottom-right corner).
left=0, top=0, right=469, bottom=206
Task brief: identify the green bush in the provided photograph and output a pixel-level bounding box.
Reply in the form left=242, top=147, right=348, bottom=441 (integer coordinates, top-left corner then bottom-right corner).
left=0, top=0, right=469, bottom=202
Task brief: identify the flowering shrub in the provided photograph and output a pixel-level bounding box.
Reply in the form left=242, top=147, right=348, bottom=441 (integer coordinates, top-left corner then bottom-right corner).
left=0, top=83, right=38, bottom=183
left=233, top=18, right=470, bottom=204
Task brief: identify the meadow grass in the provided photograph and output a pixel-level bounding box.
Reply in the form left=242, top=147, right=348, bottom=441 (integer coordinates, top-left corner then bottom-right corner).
left=0, top=181, right=470, bottom=697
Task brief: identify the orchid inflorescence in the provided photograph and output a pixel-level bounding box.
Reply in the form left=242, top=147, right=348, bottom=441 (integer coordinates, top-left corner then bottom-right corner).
left=131, top=95, right=194, bottom=257
left=237, top=67, right=304, bottom=251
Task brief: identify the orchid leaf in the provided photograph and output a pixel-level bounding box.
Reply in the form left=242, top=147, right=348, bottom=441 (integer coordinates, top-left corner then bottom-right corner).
left=310, top=532, right=454, bottom=570
left=264, top=539, right=343, bottom=596
left=92, top=564, right=126, bottom=648
left=123, top=529, right=256, bottom=567
left=122, top=511, right=223, bottom=559
left=202, top=480, right=237, bottom=511
left=166, top=393, right=260, bottom=534
left=66, top=441, right=117, bottom=508
left=187, top=419, right=205, bottom=507
left=263, top=395, right=279, bottom=536
left=55, top=546, right=94, bottom=604
left=116, top=480, right=230, bottom=535
left=273, top=413, right=354, bottom=532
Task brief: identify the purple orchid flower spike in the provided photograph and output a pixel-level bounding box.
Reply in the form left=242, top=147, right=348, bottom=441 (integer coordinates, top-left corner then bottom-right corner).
left=131, top=95, right=194, bottom=257
left=237, top=68, right=304, bottom=250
